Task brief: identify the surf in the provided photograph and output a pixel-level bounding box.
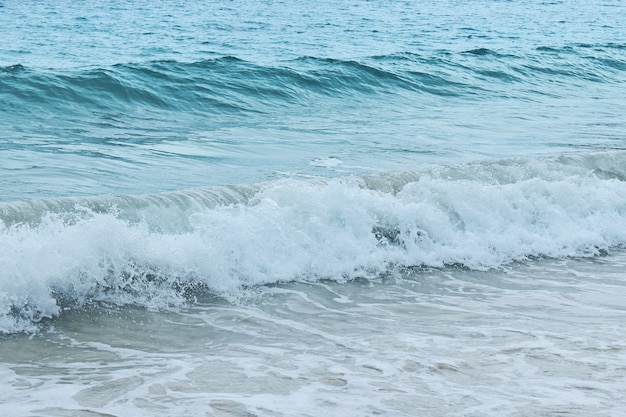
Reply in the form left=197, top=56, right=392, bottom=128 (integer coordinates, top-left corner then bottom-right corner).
left=2, top=151, right=626, bottom=333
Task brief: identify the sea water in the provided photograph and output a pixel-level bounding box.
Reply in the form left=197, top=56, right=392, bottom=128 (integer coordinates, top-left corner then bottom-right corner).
left=1, top=1, right=626, bottom=416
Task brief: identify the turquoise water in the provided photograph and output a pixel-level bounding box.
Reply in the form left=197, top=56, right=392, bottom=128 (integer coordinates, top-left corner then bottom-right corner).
left=2, top=1, right=626, bottom=416
left=2, top=1, right=625, bottom=200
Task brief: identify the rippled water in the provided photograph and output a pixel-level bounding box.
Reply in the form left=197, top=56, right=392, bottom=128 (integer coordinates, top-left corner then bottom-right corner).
left=2, top=1, right=626, bottom=200
left=1, top=1, right=626, bottom=416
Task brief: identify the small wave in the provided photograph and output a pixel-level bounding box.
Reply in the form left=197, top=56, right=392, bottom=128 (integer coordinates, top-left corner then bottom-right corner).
left=2, top=151, right=626, bottom=334
left=0, top=64, right=25, bottom=74
left=575, top=42, right=626, bottom=50
left=2, top=47, right=625, bottom=121
left=462, top=48, right=496, bottom=56
left=295, top=55, right=475, bottom=97
left=0, top=183, right=262, bottom=229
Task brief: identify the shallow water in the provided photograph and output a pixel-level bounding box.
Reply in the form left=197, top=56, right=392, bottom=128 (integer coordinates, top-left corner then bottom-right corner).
left=2, top=252, right=626, bottom=416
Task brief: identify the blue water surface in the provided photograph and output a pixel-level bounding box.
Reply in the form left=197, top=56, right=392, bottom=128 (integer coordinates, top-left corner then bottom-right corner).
left=1, top=0, right=625, bottom=200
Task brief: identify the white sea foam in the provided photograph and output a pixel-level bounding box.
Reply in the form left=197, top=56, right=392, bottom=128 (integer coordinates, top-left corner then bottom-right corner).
left=1, top=152, right=626, bottom=333
left=3, top=257, right=626, bottom=417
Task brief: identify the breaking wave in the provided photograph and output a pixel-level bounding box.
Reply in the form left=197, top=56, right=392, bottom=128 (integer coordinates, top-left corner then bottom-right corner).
left=2, top=151, right=626, bottom=333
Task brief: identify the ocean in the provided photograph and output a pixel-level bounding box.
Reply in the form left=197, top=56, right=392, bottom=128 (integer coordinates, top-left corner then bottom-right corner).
left=1, top=1, right=626, bottom=416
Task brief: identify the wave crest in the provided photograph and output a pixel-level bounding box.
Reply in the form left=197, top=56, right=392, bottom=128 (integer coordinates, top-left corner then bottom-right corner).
left=2, top=152, right=626, bottom=333
left=3, top=45, right=625, bottom=119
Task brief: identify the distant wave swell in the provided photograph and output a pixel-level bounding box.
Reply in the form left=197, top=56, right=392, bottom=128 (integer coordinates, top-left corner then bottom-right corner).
left=2, top=45, right=625, bottom=118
